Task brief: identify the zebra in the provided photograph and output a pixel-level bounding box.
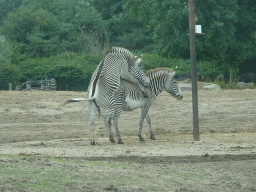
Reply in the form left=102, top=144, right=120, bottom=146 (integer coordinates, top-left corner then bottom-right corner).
left=88, top=47, right=150, bottom=102
left=60, top=67, right=183, bottom=145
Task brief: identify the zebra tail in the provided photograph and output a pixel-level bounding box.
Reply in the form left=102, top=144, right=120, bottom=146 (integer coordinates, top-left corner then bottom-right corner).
left=58, top=97, right=101, bottom=117
left=58, top=98, right=90, bottom=108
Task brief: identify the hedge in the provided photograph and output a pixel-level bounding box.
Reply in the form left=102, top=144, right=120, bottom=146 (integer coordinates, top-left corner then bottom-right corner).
left=0, top=63, right=21, bottom=90
left=18, top=53, right=101, bottom=91
left=1, top=52, right=223, bottom=91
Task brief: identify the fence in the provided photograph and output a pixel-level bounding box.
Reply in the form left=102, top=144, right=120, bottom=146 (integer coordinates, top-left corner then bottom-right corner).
left=14, top=79, right=56, bottom=91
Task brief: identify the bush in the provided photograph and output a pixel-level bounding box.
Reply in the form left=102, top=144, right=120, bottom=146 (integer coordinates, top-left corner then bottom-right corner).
left=211, top=79, right=238, bottom=89
left=141, top=54, right=224, bottom=80
left=0, top=63, right=21, bottom=90
left=19, top=53, right=101, bottom=91
left=15, top=52, right=228, bottom=91
left=140, top=53, right=191, bottom=77
left=197, top=60, right=222, bottom=80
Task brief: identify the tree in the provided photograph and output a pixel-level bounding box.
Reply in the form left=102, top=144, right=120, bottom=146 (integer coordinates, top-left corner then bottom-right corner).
left=0, top=34, right=21, bottom=65
left=125, top=0, right=256, bottom=81
left=0, top=0, right=23, bottom=25
left=0, top=0, right=106, bottom=58
left=89, top=0, right=153, bottom=51
left=0, top=34, right=21, bottom=90
left=0, top=6, right=61, bottom=57
left=88, top=0, right=125, bottom=20
left=108, top=13, right=153, bottom=51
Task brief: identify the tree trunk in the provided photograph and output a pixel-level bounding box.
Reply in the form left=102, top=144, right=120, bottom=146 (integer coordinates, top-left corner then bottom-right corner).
left=229, top=66, right=233, bottom=83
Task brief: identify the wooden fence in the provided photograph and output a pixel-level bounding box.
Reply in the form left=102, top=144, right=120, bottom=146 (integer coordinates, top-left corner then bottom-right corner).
left=14, top=79, right=56, bottom=91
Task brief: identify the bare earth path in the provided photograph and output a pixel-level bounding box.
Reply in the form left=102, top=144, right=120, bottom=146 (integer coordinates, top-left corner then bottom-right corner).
left=0, top=89, right=256, bottom=191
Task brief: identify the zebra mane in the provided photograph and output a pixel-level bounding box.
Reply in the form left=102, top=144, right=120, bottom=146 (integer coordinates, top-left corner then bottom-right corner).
left=145, top=67, right=174, bottom=76
left=104, top=47, right=135, bottom=58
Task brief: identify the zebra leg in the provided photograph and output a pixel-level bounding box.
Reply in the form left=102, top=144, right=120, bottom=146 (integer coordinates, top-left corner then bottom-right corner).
left=88, top=100, right=99, bottom=145
left=104, top=108, right=116, bottom=143
left=138, top=103, right=152, bottom=141
left=145, top=114, right=156, bottom=140
left=138, top=113, right=146, bottom=142
left=113, top=107, right=123, bottom=144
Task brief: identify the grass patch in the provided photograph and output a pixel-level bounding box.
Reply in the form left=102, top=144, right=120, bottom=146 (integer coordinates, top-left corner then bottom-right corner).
left=0, top=155, right=157, bottom=191
left=1, top=154, right=255, bottom=191
left=212, top=79, right=256, bottom=89
left=211, top=79, right=238, bottom=89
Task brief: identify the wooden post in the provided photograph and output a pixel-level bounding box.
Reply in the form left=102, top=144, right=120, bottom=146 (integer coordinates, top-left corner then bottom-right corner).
left=188, top=0, right=199, bottom=141
left=50, top=79, right=56, bottom=91
left=26, top=81, right=29, bottom=90
left=41, top=81, right=44, bottom=90
left=9, top=83, right=12, bottom=90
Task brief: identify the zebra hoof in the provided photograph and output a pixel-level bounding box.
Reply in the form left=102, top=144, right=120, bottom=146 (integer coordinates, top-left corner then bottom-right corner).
left=91, top=141, right=96, bottom=145
left=138, top=135, right=145, bottom=141
left=109, top=134, right=116, bottom=143
left=109, top=138, right=116, bottom=143
left=118, top=139, right=124, bottom=144
left=150, top=135, right=156, bottom=140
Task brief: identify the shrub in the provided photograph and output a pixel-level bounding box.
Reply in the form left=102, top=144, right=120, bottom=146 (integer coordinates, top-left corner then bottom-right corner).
left=140, top=53, right=191, bottom=77
left=19, top=53, right=101, bottom=91
left=0, top=63, right=21, bottom=90
left=211, top=79, right=238, bottom=89
left=197, top=60, right=222, bottom=80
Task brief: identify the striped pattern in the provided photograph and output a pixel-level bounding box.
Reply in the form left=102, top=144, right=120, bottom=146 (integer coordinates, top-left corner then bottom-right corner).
left=121, top=68, right=183, bottom=141
left=89, top=47, right=147, bottom=98
left=87, top=67, right=182, bottom=144
left=87, top=47, right=150, bottom=144
left=145, top=68, right=181, bottom=98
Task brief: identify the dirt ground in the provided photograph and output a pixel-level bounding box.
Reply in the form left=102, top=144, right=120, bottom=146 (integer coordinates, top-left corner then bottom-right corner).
left=0, top=89, right=256, bottom=191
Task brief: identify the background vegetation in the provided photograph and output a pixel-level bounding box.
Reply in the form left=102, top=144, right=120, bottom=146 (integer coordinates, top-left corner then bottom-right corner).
left=0, top=0, right=255, bottom=90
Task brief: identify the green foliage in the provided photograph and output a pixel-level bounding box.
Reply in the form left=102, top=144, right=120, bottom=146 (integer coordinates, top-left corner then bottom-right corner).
left=0, top=0, right=23, bottom=25
left=0, top=6, right=61, bottom=58
left=141, top=54, right=223, bottom=79
left=0, top=34, right=22, bottom=90
left=89, top=0, right=153, bottom=51
left=211, top=79, right=238, bottom=89
left=126, top=0, right=256, bottom=75
left=79, top=28, right=109, bottom=56
left=88, top=0, right=125, bottom=20
left=1, top=0, right=255, bottom=85
left=108, top=13, right=153, bottom=51
left=1, top=7, right=54, bottom=44
left=141, top=53, right=191, bottom=77
left=0, top=34, right=12, bottom=65
left=0, top=63, right=21, bottom=90
left=197, top=60, right=220, bottom=79
left=19, top=53, right=101, bottom=90
left=0, top=0, right=106, bottom=58
left=125, top=0, right=189, bottom=57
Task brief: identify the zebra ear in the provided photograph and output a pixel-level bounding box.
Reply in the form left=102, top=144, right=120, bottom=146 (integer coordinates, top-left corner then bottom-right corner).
left=134, top=57, right=143, bottom=65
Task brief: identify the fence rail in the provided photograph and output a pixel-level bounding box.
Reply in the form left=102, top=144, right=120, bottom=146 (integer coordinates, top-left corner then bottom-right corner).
left=14, top=79, right=56, bottom=91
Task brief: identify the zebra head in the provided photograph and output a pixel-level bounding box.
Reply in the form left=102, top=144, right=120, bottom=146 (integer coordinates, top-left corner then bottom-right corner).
left=165, top=67, right=183, bottom=100
left=130, top=59, right=150, bottom=87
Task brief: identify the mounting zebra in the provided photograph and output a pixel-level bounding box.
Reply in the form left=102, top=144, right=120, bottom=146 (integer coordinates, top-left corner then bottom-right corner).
left=59, top=67, right=183, bottom=145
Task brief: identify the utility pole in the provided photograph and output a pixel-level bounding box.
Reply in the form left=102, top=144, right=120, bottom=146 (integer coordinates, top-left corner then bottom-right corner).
left=188, top=0, right=199, bottom=141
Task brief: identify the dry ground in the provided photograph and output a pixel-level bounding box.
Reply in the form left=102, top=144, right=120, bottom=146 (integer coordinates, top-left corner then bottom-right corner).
left=0, top=89, right=256, bottom=191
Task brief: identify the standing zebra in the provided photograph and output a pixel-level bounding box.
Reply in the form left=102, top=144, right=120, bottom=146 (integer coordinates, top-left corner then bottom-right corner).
left=88, top=47, right=150, bottom=101
left=60, top=67, right=183, bottom=144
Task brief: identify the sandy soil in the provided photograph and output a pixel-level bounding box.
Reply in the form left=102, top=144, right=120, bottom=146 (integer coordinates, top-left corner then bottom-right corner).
left=1, top=89, right=256, bottom=143
left=0, top=89, right=256, bottom=156
left=0, top=89, right=256, bottom=191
